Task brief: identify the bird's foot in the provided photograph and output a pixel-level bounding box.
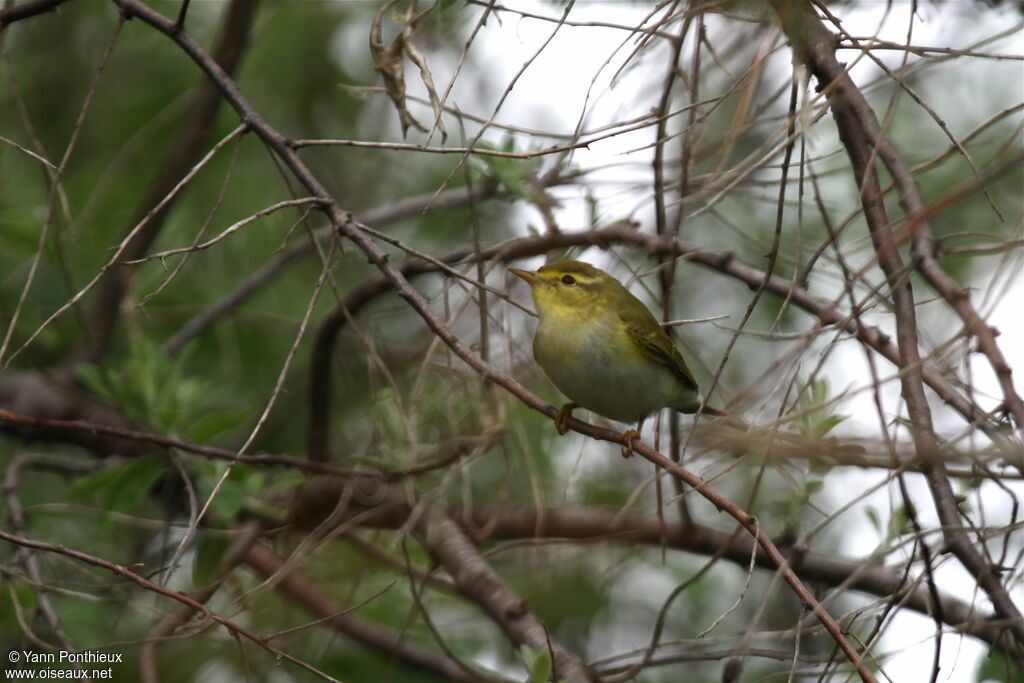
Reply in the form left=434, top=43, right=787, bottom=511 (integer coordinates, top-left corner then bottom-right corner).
left=620, top=428, right=641, bottom=458
left=554, top=403, right=577, bottom=435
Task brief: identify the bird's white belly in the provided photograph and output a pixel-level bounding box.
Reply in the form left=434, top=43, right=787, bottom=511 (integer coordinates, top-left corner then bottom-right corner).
left=534, top=314, right=679, bottom=424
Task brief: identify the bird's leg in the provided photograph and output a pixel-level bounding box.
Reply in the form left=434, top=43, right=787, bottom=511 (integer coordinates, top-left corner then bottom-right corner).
left=620, top=418, right=645, bottom=458
left=554, top=403, right=578, bottom=435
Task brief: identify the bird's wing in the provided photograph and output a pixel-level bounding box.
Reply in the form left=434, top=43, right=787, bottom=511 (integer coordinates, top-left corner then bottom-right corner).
left=619, top=299, right=698, bottom=391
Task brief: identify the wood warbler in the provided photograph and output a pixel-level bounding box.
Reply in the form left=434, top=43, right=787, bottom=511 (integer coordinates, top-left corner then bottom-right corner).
left=510, top=260, right=723, bottom=456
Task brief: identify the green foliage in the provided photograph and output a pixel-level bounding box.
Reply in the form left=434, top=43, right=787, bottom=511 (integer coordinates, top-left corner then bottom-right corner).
left=794, top=377, right=848, bottom=440
left=864, top=505, right=883, bottom=535
left=192, top=461, right=265, bottom=524
left=0, top=582, right=39, bottom=638
left=516, top=554, right=613, bottom=643
left=71, top=455, right=169, bottom=515
left=977, top=647, right=1024, bottom=682
left=76, top=338, right=206, bottom=432
left=471, top=136, right=544, bottom=200
left=887, top=504, right=914, bottom=541
left=188, top=408, right=251, bottom=444
left=519, top=645, right=554, bottom=683
left=193, top=532, right=229, bottom=586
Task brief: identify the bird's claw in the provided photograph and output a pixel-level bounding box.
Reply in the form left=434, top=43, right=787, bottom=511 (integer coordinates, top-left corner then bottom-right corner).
left=554, top=403, right=577, bottom=435
left=620, top=428, right=641, bottom=458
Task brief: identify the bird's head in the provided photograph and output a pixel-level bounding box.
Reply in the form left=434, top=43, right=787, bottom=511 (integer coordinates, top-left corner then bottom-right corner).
left=509, top=260, right=621, bottom=318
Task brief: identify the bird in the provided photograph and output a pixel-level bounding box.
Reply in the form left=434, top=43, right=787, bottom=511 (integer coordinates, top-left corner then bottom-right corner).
left=510, top=259, right=723, bottom=457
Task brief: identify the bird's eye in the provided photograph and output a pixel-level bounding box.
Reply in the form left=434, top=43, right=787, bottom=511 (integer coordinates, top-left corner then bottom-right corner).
left=561, top=275, right=576, bottom=285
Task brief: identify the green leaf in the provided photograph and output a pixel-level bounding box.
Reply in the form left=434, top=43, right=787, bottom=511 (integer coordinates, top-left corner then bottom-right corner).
left=76, top=338, right=210, bottom=431
left=811, top=414, right=844, bottom=439
left=529, top=648, right=552, bottom=683
left=977, top=646, right=1024, bottom=682
left=795, top=377, right=849, bottom=439
left=188, top=408, right=251, bottom=444
left=887, top=504, right=913, bottom=540
left=72, top=455, right=169, bottom=514
left=469, top=136, right=545, bottom=201
left=808, top=458, right=834, bottom=474
left=75, top=363, right=115, bottom=402
left=3, top=581, right=39, bottom=613
left=519, top=645, right=552, bottom=683
left=489, top=157, right=529, bottom=197
left=195, top=463, right=257, bottom=522
left=193, top=533, right=229, bottom=586
left=865, top=506, right=881, bottom=533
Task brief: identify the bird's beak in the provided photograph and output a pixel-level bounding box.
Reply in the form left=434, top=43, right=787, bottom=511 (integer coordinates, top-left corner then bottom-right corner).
left=509, top=268, right=540, bottom=286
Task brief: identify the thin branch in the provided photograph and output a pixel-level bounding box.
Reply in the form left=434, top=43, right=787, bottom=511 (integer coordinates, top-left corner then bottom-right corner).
left=119, top=197, right=328, bottom=264
left=0, top=134, right=59, bottom=170
left=161, top=181, right=501, bottom=356
left=79, top=0, right=260, bottom=364
left=4, top=123, right=249, bottom=368
left=245, top=544, right=505, bottom=682
left=0, top=0, right=70, bottom=28
left=838, top=36, right=1024, bottom=61
left=0, top=529, right=342, bottom=682
left=0, top=14, right=125, bottom=368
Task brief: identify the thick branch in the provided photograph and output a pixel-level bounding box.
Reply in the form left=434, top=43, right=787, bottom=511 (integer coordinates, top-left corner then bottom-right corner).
left=293, top=470, right=871, bottom=680
left=466, top=505, right=1014, bottom=651
left=6, top=225, right=1008, bottom=467
left=0, top=372, right=159, bottom=456
left=288, top=480, right=595, bottom=681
